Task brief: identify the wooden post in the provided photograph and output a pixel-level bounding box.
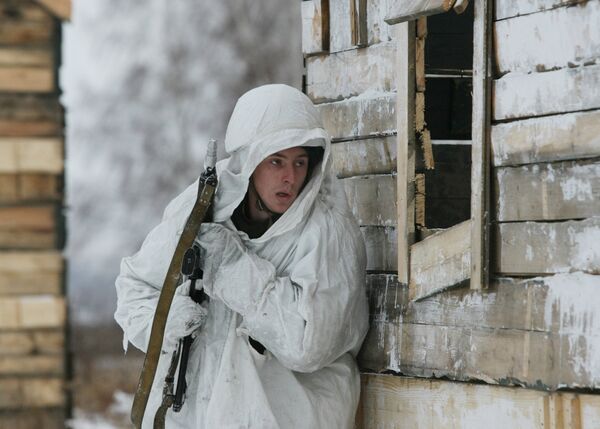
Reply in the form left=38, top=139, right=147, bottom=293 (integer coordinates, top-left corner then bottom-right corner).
left=470, top=0, right=492, bottom=289
left=396, top=22, right=416, bottom=285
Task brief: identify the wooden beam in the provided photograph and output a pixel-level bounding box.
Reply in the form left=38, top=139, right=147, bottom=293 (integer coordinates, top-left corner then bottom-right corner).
left=359, top=272, right=600, bottom=389
left=385, top=0, right=456, bottom=25
left=495, top=217, right=600, bottom=275
left=0, top=354, right=63, bottom=376
left=396, top=22, right=416, bottom=285
left=0, top=48, right=53, bottom=67
left=0, top=174, right=61, bottom=203
left=357, top=374, right=600, bottom=429
left=302, top=0, right=329, bottom=55
left=409, top=220, right=471, bottom=301
left=495, top=1, right=600, bottom=75
left=306, top=40, right=396, bottom=103
left=0, top=378, right=65, bottom=408
left=0, top=296, right=65, bottom=329
left=342, top=175, right=397, bottom=226
left=494, top=159, right=600, bottom=222
left=495, top=0, right=588, bottom=21
left=494, top=64, right=600, bottom=121
left=491, top=109, right=600, bottom=167
left=0, top=330, right=64, bottom=355
left=470, top=0, right=492, bottom=290
left=0, top=66, right=54, bottom=93
left=316, top=92, right=396, bottom=141
left=0, top=251, right=63, bottom=295
left=0, top=20, right=54, bottom=47
left=35, top=0, right=72, bottom=21
left=331, top=136, right=397, bottom=178
left=0, top=137, right=63, bottom=173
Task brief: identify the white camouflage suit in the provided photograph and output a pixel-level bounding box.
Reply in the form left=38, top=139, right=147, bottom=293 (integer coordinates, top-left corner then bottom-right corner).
left=115, top=84, right=369, bottom=428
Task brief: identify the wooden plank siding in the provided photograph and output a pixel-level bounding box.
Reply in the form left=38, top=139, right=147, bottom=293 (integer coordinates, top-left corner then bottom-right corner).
left=0, top=205, right=60, bottom=249
left=494, top=217, right=600, bottom=276
left=358, top=272, right=600, bottom=389
left=0, top=378, right=65, bottom=409
left=491, top=109, right=600, bottom=167
left=384, top=0, right=456, bottom=25
left=494, top=0, right=591, bottom=21
left=331, top=136, right=397, bottom=178
left=494, top=159, right=600, bottom=222
left=493, top=63, right=600, bottom=121
left=0, top=174, right=62, bottom=203
left=0, top=330, right=64, bottom=355
left=0, top=137, right=63, bottom=173
left=0, top=295, right=65, bottom=329
left=357, top=374, right=600, bottom=429
left=301, top=0, right=328, bottom=56
left=305, top=39, right=396, bottom=103
left=343, top=175, right=397, bottom=227
left=494, top=1, right=600, bottom=76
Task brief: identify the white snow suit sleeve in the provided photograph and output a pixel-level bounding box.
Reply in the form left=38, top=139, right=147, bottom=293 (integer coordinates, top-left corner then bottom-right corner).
left=196, top=212, right=369, bottom=373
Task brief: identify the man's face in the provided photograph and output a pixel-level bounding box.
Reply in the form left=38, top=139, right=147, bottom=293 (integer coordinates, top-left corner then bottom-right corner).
left=251, top=146, right=310, bottom=214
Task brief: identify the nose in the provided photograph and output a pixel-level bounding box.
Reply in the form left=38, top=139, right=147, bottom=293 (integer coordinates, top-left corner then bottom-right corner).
left=282, top=164, right=297, bottom=186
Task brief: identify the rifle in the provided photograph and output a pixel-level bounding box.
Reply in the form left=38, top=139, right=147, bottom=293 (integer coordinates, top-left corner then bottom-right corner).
left=130, top=139, right=218, bottom=429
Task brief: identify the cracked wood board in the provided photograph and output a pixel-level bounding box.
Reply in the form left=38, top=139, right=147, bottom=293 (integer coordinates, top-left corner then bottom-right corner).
left=491, top=109, right=600, bottom=167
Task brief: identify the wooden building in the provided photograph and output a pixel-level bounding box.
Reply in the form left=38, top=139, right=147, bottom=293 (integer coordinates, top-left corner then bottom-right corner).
left=302, top=0, right=600, bottom=427
left=0, top=0, right=70, bottom=428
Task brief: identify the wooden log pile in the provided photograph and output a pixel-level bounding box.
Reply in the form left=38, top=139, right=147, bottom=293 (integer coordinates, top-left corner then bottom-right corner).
left=0, top=0, right=69, bottom=426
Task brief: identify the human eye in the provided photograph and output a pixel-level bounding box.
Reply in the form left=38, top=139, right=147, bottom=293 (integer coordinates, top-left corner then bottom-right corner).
left=269, top=158, right=282, bottom=166
left=295, top=159, right=307, bottom=167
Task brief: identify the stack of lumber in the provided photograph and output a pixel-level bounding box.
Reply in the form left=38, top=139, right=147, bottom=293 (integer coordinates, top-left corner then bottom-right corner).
left=0, top=0, right=69, bottom=427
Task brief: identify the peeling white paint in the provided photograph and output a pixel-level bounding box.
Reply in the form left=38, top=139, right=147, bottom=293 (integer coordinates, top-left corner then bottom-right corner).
left=543, top=272, right=600, bottom=384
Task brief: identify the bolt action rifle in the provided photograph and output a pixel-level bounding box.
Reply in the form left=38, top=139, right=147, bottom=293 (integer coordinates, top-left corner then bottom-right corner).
left=130, top=139, right=218, bottom=429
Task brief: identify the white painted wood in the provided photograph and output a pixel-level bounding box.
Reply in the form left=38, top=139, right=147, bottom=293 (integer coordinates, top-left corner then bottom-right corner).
left=495, top=159, right=600, bottom=222
left=329, top=0, right=354, bottom=52
left=301, top=0, right=327, bottom=55
left=385, top=0, right=456, bottom=24
left=495, top=0, right=588, bottom=21
left=343, top=175, right=397, bottom=226
left=316, top=91, right=396, bottom=141
left=493, top=64, right=600, bottom=121
left=306, top=39, right=396, bottom=103
left=359, top=272, right=600, bottom=389
left=409, top=220, right=471, bottom=300
left=495, top=217, right=600, bottom=275
left=0, top=137, right=63, bottom=173
left=357, top=374, right=600, bottom=429
left=491, top=109, right=600, bottom=167
left=361, top=226, right=398, bottom=271
left=331, top=136, right=397, bottom=178
left=0, top=296, right=65, bottom=329
left=495, top=1, right=600, bottom=75
left=367, top=0, right=393, bottom=45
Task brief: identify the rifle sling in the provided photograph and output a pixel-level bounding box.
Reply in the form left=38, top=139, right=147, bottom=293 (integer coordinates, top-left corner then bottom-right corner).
left=131, top=180, right=216, bottom=428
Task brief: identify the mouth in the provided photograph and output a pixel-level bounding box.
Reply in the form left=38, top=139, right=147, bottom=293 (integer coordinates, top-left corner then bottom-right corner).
left=275, top=191, right=292, bottom=201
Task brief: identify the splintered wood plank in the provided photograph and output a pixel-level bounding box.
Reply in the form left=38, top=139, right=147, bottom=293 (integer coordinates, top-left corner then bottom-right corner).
left=495, top=217, right=600, bottom=275
left=491, top=109, right=600, bottom=167
left=495, top=1, right=600, bottom=75
left=495, top=0, right=588, bottom=21
left=0, top=330, right=64, bottom=355
left=357, top=375, right=600, bottom=429
left=385, top=0, right=455, bottom=25
left=0, top=174, right=61, bottom=203
left=361, top=226, right=398, bottom=271
left=358, top=272, right=600, bottom=389
left=495, top=159, right=600, bottom=222
left=0, top=66, right=54, bottom=93
left=301, top=0, right=329, bottom=55
left=343, top=175, right=397, bottom=226
left=317, top=92, right=396, bottom=141
left=306, top=40, right=396, bottom=103
left=493, top=64, right=600, bottom=121
left=331, top=136, right=397, bottom=178
left=409, top=220, right=471, bottom=301
left=0, top=354, right=63, bottom=376
left=0, top=137, right=63, bottom=173
left=470, top=0, right=492, bottom=290
left=0, top=251, right=63, bottom=295
left=0, top=296, right=65, bottom=329
left=396, top=21, right=416, bottom=285
left=0, top=378, right=65, bottom=408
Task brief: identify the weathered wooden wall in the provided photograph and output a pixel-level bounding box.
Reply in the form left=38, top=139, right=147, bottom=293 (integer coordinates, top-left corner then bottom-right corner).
left=303, top=0, right=600, bottom=426
left=0, top=0, right=69, bottom=427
